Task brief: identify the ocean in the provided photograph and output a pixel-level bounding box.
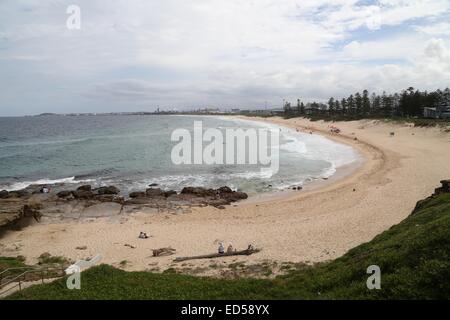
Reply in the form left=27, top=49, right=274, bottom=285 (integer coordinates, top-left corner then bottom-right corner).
left=0, top=115, right=360, bottom=195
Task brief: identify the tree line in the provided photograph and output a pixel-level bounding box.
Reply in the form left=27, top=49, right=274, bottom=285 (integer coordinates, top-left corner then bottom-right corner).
left=283, top=87, right=450, bottom=119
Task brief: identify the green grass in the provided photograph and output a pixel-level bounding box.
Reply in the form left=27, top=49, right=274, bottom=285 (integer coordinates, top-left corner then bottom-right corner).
left=0, top=256, right=27, bottom=271
left=4, top=193, right=450, bottom=300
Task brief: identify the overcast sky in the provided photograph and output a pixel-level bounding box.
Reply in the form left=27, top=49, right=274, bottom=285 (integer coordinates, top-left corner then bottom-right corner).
left=0, top=0, right=450, bottom=116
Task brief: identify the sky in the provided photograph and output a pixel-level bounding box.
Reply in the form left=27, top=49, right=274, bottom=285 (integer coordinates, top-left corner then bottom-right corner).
left=0, top=0, right=450, bottom=116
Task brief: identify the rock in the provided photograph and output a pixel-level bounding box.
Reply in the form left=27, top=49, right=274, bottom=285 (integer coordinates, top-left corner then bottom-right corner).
left=217, top=186, right=233, bottom=194
left=433, top=179, right=450, bottom=196
left=0, top=190, right=9, bottom=199
left=181, top=187, right=216, bottom=197
left=219, top=191, right=248, bottom=202
left=23, top=203, right=42, bottom=222
left=94, top=194, right=124, bottom=204
left=8, top=190, right=29, bottom=198
left=76, top=246, right=87, bottom=250
left=71, top=190, right=94, bottom=199
left=57, top=190, right=72, bottom=198
left=146, top=188, right=165, bottom=197
left=77, top=185, right=92, bottom=192
left=0, top=199, right=25, bottom=227
left=97, top=186, right=120, bottom=195
left=149, top=183, right=159, bottom=187
left=129, top=191, right=146, bottom=198
left=164, top=190, right=177, bottom=197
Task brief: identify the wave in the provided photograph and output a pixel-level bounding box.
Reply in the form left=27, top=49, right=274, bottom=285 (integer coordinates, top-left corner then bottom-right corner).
left=1, top=176, right=94, bottom=191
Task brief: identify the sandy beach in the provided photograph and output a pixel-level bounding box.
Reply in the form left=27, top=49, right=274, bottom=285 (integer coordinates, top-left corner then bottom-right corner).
left=1, top=117, right=450, bottom=275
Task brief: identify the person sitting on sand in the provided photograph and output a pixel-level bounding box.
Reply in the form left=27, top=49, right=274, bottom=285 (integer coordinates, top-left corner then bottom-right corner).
left=218, top=242, right=225, bottom=254
left=227, top=243, right=234, bottom=254
left=139, top=232, right=149, bottom=239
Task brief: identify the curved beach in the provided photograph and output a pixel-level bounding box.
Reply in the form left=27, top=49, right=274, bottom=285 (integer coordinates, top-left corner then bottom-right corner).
left=1, top=117, right=450, bottom=274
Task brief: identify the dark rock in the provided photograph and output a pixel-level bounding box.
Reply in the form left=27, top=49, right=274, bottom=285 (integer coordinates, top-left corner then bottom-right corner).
left=77, top=185, right=92, bottom=192
left=219, top=191, right=248, bottom=202
left=181, top=187, right=216, bottom=197
left=57, top=190, right=72, bottom=198
left=435, top=179, right=450, bottom=195
left=129, top=191, right=146, bottom=198
left=97, top=186, right=120, bottom=195
left=146, top=188, right=165, bottom=197
left=0, top=190, right=8, bottom=199
left=8, top=190, right=29, bottom=198
left=149, top=183, right=159, bottom=187
left=217, top=186, right=233, bottom=194
left=164, top=190, right=177, bottom=197
left=72, top=190, right=94, bottom=199
left=217, top=186, right=233, bottom=193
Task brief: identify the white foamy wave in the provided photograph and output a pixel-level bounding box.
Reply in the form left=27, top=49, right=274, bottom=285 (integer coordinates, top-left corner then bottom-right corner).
left=230, top=169, right=274, bottom=180
left=2, top=176, right=94, bottom=191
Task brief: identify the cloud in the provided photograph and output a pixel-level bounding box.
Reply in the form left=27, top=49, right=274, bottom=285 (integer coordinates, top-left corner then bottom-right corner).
left=0, top=0, right=450, bottom=115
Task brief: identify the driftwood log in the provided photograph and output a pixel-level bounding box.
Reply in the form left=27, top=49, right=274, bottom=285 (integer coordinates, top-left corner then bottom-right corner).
left=153, top=247, right=176, bottom=257
left=173, top=248, right=261, bottom=262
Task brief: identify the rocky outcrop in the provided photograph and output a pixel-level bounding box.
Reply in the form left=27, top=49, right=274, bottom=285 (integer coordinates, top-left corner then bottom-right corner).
left=181, top=187, right=217, bottom=197
left=434, top=180, right=450, bottom=196
left=1, top=183, right=248, bottom=230
left=57, top=190, right=72, bottom=198
left=96, top=186, right=120, bottom=195
left=0, top=199, right=25, bottom=228
left=72, top=190, right=94, bottom=199
left=129, top=191, right=146, bottom=198
left=146, top=188, right=165, bottom=197
left=77, top=185, right=92, bottom=192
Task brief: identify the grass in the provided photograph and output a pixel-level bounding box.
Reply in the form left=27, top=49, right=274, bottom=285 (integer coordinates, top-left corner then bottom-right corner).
left=0, top=256, right=27, bottom=271
left=4, top=193, right=450, bottom=300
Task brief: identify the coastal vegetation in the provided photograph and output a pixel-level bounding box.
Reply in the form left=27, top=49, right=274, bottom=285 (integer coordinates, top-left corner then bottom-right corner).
left=283, top=87, right=450, bottom=122
left=4, top=183, right=450, bottom=300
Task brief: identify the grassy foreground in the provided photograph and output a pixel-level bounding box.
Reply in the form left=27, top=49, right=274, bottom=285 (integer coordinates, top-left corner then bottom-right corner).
left=4, top=193, right=450, bottom=300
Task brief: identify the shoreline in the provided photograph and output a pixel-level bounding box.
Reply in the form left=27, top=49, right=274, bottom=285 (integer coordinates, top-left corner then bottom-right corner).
left=1, top=116, right=449, bottom=277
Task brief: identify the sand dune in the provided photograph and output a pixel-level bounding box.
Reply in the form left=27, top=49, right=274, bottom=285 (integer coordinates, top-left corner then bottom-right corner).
left=1, top=117, right=449, bottom=274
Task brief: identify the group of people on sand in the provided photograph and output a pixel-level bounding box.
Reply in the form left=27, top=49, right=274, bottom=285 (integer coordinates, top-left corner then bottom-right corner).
left=218, top=242, right=232, bottom=254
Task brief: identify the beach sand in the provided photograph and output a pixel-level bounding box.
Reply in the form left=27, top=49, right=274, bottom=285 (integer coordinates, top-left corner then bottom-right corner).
left=1, top=117, right=450, bottom=275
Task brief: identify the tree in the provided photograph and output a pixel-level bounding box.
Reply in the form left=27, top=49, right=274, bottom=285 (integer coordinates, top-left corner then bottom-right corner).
left=347, top=95, right=355, bottom=114
left=341, top=98, right=347, bottom=114
left=362, top=90, right=371, bottom=115
left=328, top=97, right=335, bottom=115
left=355, top=92, right=363, bottom=115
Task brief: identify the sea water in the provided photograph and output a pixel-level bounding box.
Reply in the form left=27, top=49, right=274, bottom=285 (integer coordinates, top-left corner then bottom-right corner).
left=0, top=115, right=360, bottom=195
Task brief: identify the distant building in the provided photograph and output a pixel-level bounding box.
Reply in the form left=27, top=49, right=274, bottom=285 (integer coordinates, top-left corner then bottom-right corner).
left=424, top=105, right=450, bottom=119
left=423, top=107, right=439, bottom=118
left=441, top=105, right=450, bottom=119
